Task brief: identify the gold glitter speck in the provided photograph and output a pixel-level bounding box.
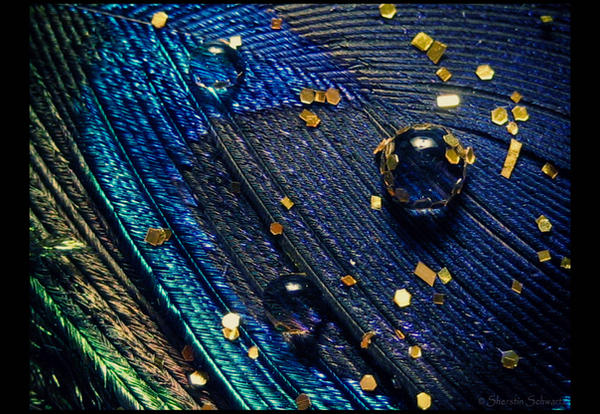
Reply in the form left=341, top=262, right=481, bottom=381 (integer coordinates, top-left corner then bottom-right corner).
left=537, top=250, right=551, bottom=262
left=510, top=91, right=523, bottom=103
left=151, top=12, right=168, bottom=29
left=560, top=257, right=571, bottom=269
left=475, top=64, right=495, bottom=80
left=511, top=279, right=523, bottom=294
left=189, top=370, right=209, bottom=387
left=465, top=147, right=476, bottom=164
left=445, top=147, right=460, bottom=165
left=248, top=345, right=259, bottom=359
left=144, top=228, right=170, bottom=246
left=281, top=196, right=294, bottom=210
left=306, top=115, right=321, bottom=128
left=541, top=15, right=553, bottom=23
left=501, top=350, right=520, bottom=369
left=414, top=261, right=437, bottom=287
left=443, top=133, right=459, bottom=147
left=500, top=138, right=522, bottom=179
left=296, top=393, right=311, bottom=410
left=436, top=67, right=452, bottom=82
left=426, top=40, right=447, bottom=64
left=541, top=162, right=559, bottom=179
left=360, top=374, right=378, bottom=391
left=222, top=327, right=239, bottom=341
left=300, top=88, right=315, bottom=104
left=222, top=312, right=241, bottom=330
left=200, top=402, right=218, bottom=410
left=299, top=109, right=316, bottom=122
left=379, top=4, right=397, bottom=19
left=371, top=195, right=382, bottom=210
left=437, top=267, right=452, bottom=284
left=411, top=32, right=434, bottom=52
left=512, top=106, right=529, bottom=121
left=271, top=17, right=282, bottom=30
left=409, top=345, right=422, bottom=358
left=387, top=154, right=399, bottom=170
left=506, top=121, right=519, bottom=135
left=436, top=94, right=460, bottom=108
left=394, top=288, right=412, bottom=308
left=536, top=215, right=552, bottom=232
left=325, top=87, right=341, bottom=105
left=341, top=275, right=357, bottom=286
left=491, top=107, right=508, bottom=125
left=270, top=222, right=284, bottom=235
left=433, top=293, right=444, bottom=305
left=361, top=331, right=376, bottom=349
left=417, top=392, right=432, bottom=410
left=314, top=90, right=326, bottom=103
left=229, top=35, right=242, bottom=49
left=395, top=329, right=405, bottom=340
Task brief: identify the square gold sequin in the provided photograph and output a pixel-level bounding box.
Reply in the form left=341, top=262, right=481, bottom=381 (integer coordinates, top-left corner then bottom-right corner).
left=541, top=162, right=558, bottom=179
left=411, top=32, right=434, bottom=51
left=371, top=195, right=382, bottom=210
left=414, top=261, right=436, bottom=286
left=436, top=67, right=452, bottom=82
left=426, top=40, right=447, bottom=64
left=537, top=250, right=551, bottom=262
left=511, top=279, right=523, bottom=294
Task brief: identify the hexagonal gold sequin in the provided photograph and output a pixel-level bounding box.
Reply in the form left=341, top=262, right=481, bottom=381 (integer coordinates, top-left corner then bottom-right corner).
left=445, top=147, right=460, bottom=165
left=409, top=345, right=422, bottom=358
left=360, top=374, right=378, bottom=391
left=426, top=40, right=447, bottom=64
left=325, top=87, right=341, bottom=105
left=443, top=133, right=459, bottom=147
left=341, top=275, right=357, bottom=286
left=393, top=288, right=412, bottom=308
left=306, top=116, right=321, bottom=128
left=386, top=153, right=399, bottom=170
left=411, top=32, right=434, bottom=52
left=511, top=106, right=529, bottom=121
left=188, top=370, right=209, bottom=387
left=475, top=64, right=495, bottom=80
left=511, top=279, right=523, bottom=294
left=437, top=267, right=452, bottom=284
left=300, top=88, right=315, bottom=104
left=144, top=228, right=171, bottom=246
left=361, top=331, right=376, bottom=349
left=414, top=261, right=437, bottom=287
left=371, top=195, right=382, bottom=210
left=222, top=312, right=241, bottom=330
left=271, top=17, right=283, bottom=30
left=379, top=4, right=397, bottom=19
left=296, top=393, right=311, bottom=410
left=247, top=345, right=259, bottom=360
left=560, top=257, right=571, bottom=269
left=510, top=91, right=523, bottom=103
left=536, top=215, right=552, bottom=232
left=416, top=392, right=432, bottom=410
left=506, top=121, right=519, bottom=135
left=435, top=67, right=452, bottom=82
left=270, top=222, right=283, bottom=235
left=491, top=107, right=508, bottom=125
left=541, top=162, right=558, bottom=179
left=151, top=12, right=168, bottom=29
left=281, top=196, right=294, bottom=210
left=501, top=350, right=520, bottom=369
left=222, top=327, right=239, bottom=341
left=537, top=250, right=551, bottom=262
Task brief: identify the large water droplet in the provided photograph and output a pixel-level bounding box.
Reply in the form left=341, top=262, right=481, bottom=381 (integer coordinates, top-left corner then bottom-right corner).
left=188, top=41, right=244, bottom=100
left=376, top=124, right=468, bottom=210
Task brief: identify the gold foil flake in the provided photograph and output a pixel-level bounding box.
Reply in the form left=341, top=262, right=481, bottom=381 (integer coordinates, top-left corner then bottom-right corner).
left=151, top=12, right=168, bottom=29
left=384, top=140, right=396, bottom=157
left=281, top=196, right=294, bottom=210
left=411, top=32, right=434, bottom=52
left=299, top=109, right=316, bottom=122
left=300, top=88, right=315, bottom=104
left=341, top=275, right=357, bottom=286
left=416, top=392, right=432, bottom=410
left=501, top=350, right=520, bottom=369
left=325, top=87, right=341, bottom=105
left=296, top=393, right=311, bottom=410
left=270, top=222, right=284, bottom=235
left=414, top=261, right=437, bottom=287
left=436, top=94, right=460, bottom=108
left=200, top=402, right=218, bottom=410
left=373, top=137, right=394, bottom=155
left=560, top=257, right=571, bottom=269
left=436, top=67, right=452, bottom=82
left=465, top=147, right=476, bottom=164
left=537, top=250, right=551, bottom=262
left=437, top=267, right=452, bottom=284
left=379, top=4, right=397, bottom=19
left=426, top=40, right=447, bottom=64
left=181, top=344, right=194, bottom=362
left=361, top=331, right=376, bottom=349
left=247, top=345, right=259, bottom=359
left=475, top=64, right=495, bottom=80
left=386, top=154, right=399, bottom=170
left=306, top=116, right=321, bottom=128
left=314, top=90, right=326, bottom=103
left=432, top=293, right=445, bottom=305
left=506, top=121, right=519, bottom=135
left=445, top=147, right=460, bottom=165
left=510, top=91, right=523, bottom=103
left=222, top=327, right=240, bottom=341
left=395, top=329, right=406, bottom=340
left=541, top=162, right=559, bottom=179
left=500, top=138, right=522, bottom=179
left=229, top=35, right=242, bottom=49
left=409, top=345, right=422, bottom=358
left=188, top=370, right=209, bottom=387
left=222, top=312, right=241, bottom=330
left=271, top=17, right=283, bottom=30
left=443, top=133, right=459, bottom=147
left=540, top=15, right=553, bottom=23
left=511, top=279, right=523, bottom=294
left=491, top=107, right=508, bottom=125
left=144, top=228, right=171, bottom=246
left=393, top=288, right=412, bottom=308
left=371, top=195, right=382, bottom=210
left=511, top=106, right=529, bottom=121
left=360, top=374, right=378, bottom=391
left=536, top=215, right=552, bottom=232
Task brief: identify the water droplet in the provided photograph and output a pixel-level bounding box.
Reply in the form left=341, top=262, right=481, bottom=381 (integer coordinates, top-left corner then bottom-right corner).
left=377, top=124, right=468, bottom=210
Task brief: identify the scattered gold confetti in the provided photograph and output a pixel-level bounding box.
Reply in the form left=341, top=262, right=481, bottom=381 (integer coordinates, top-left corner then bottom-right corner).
left=296, top=393, right=311, bottom=410
left=435, top=66, right=452, bottom=82
left=411, top=32, right=434, bottom=52
left=537, top=250, right=551, bottom=262
left=271, top=17, right=282, bottom=30
left=511, top=279, right=523, bottom=294
left=540, top=15, right=553, bottom=23
left=536, top=215, right=552, bottom=232
left=443, top=133, right=459, bottom=147
left=222, top=312, right=241, bottom=330
left=371, top=195, right=382, bottom=210
left=445, top=147, right=460, bottom=165
left=506, top=121, right=519, bottom=135
left=300, top=88, right=315, bottom=104
left=465, top=147, right=476, bottom=164
left=188, top=370, right=209, bottom=387
left=181, top=344, right=194, bottom=362
left=437, top=267, right=452, bottom=284
left=491, top=107, right=508, bottom=125
left=281, top=196, right=294, bottom=210
left=433, top=293, right=445, bottom=305
left=510, top=91, right=523, bottom=103
left=379, top=4, right=397, bottom=19
left=395, top=329, right=405, bottom=340
left=270, top=222, right=283, bottom=235
left=560, top=257, right=571, bottom=269
left=416, top=392, right=432, bottom=410
left=314, top=90, right=326, bottom=103
left=325, top=87, right=341, bottom=105
left=222, top=327, right=239, bottom=341
left=500, top=138, right=522, bottom=179
left=393, top=288, right=412, bottom=308
left=200, top=402, right=218, bottom=410
left=541, top=162, right=559, bottom=179
left=151, top=11, right=168, bottom=29
left=501, top=350, right=520, bottom=369
left=247, top=345, right=259, bottom=360
left=361, top=331, right=376, bottom=349
left=229, top=35, right=242, bottom=49
left=511, top=106, right=529, bottom=121
left=426, top=40, right=447, bottom=64
left=409, top=345, right=422, bottom=358
left=144, top=228, right=171, bottom=246
left=360, top=374, right=378, bottom=391
left=436, top=94, right=460, bottom=108
left=475, top=64, right=495, bottom=80
left=414, top=261, right=437, bottom=287
left=341, top=275, right=357, bottom=286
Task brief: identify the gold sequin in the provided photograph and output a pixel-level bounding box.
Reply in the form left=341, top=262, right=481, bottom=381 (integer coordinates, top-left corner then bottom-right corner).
left=436, top=94, right=460, bottom=108
left=445, top=147, right=460, bottom=165
left=409, top=345, right=422, bottom=358
left=222, top=312, right=241, bottom=330
left=270, top=222, right=284, bottom=235
left=435, top=67, right=452, bottom=82
left=151, top=11, right=168, bottom=29
left=426, top=40, right=447, bottom=64
left=491, top=107, right=508, bottom=125
left=306, top=116, right=321, bottom=128
left=247, top=345, right=259, bottom=360
left=281, top=196, right=294, bottom=210
left=144, top=228, right=171, bottom=246
left=506, top=121, right=519, bottom=135
left=541, top=162, right=559, bottom=179
left=511, top=279, right=523, bottom=294
left=536, top=215, right=552, bottom=232
left=411, top=32, right=434, bottom=52
left=511, top=106, right=529, bottom=121
left=510, top=91, right=523, bottom=103
left=373, top=137, right=394, bottom=155
left=395, top=329, right=405, bottom=340
left=341, top=275, right=357, bottom=286
left=325, top=87, right=341, bottom=105
left=393, top=288, right=412, bottom=308
left=314, top=90, right=326, bottom=103
left=222, top=327, right=239, bottom=341
left=296, top=393, right=311, bottom=410
left=465, top=147, right=476, bottom=164
left=540, top=15, right=553, bottom=23
left=299, top=109, right=316, bottom=122
left=379, top=4, right=397, bottom=19
left=416, top=392, right=432, bottom=410
left=361, top=331, right=376, bottom=349
left=437, top=267, right=452, bottom=284
left=443, top=133, right=459, bottom=147
left=229, top=35, right=242, bottom=49
left=371, top=195, right=382, bottom=210
left=475, top=64, right=495, bottom=80
left=300, top=88, right=315, bottom=104
left=501, top=350, right=520, bottom=369
left=433, top=293, right=444, bottom=305
left=414, top=261, right=437, bottom=287
left=360, top=374, right=378, bottom=391
left=537, top=250, right=551, bottom=262
left=500, top=138, right=522, bottom=179
left=200, top=402, right=218, bottom=410
left=181, top=344, right=194, bottom=362
left=387, top=154, right=399, bottom=170
left=271, top=17, right=282, bottom=30
left=560, top=257, right=571, bottom=269
left=188, top=370, right=209, bottom=387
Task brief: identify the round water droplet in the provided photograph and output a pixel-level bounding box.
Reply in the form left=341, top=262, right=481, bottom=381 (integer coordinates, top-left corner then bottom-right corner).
left=263, top=275, right=326, bottom=358
left=376, top=124, right=468, bottom=210
left=188, top=41, right=244, bottom=100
